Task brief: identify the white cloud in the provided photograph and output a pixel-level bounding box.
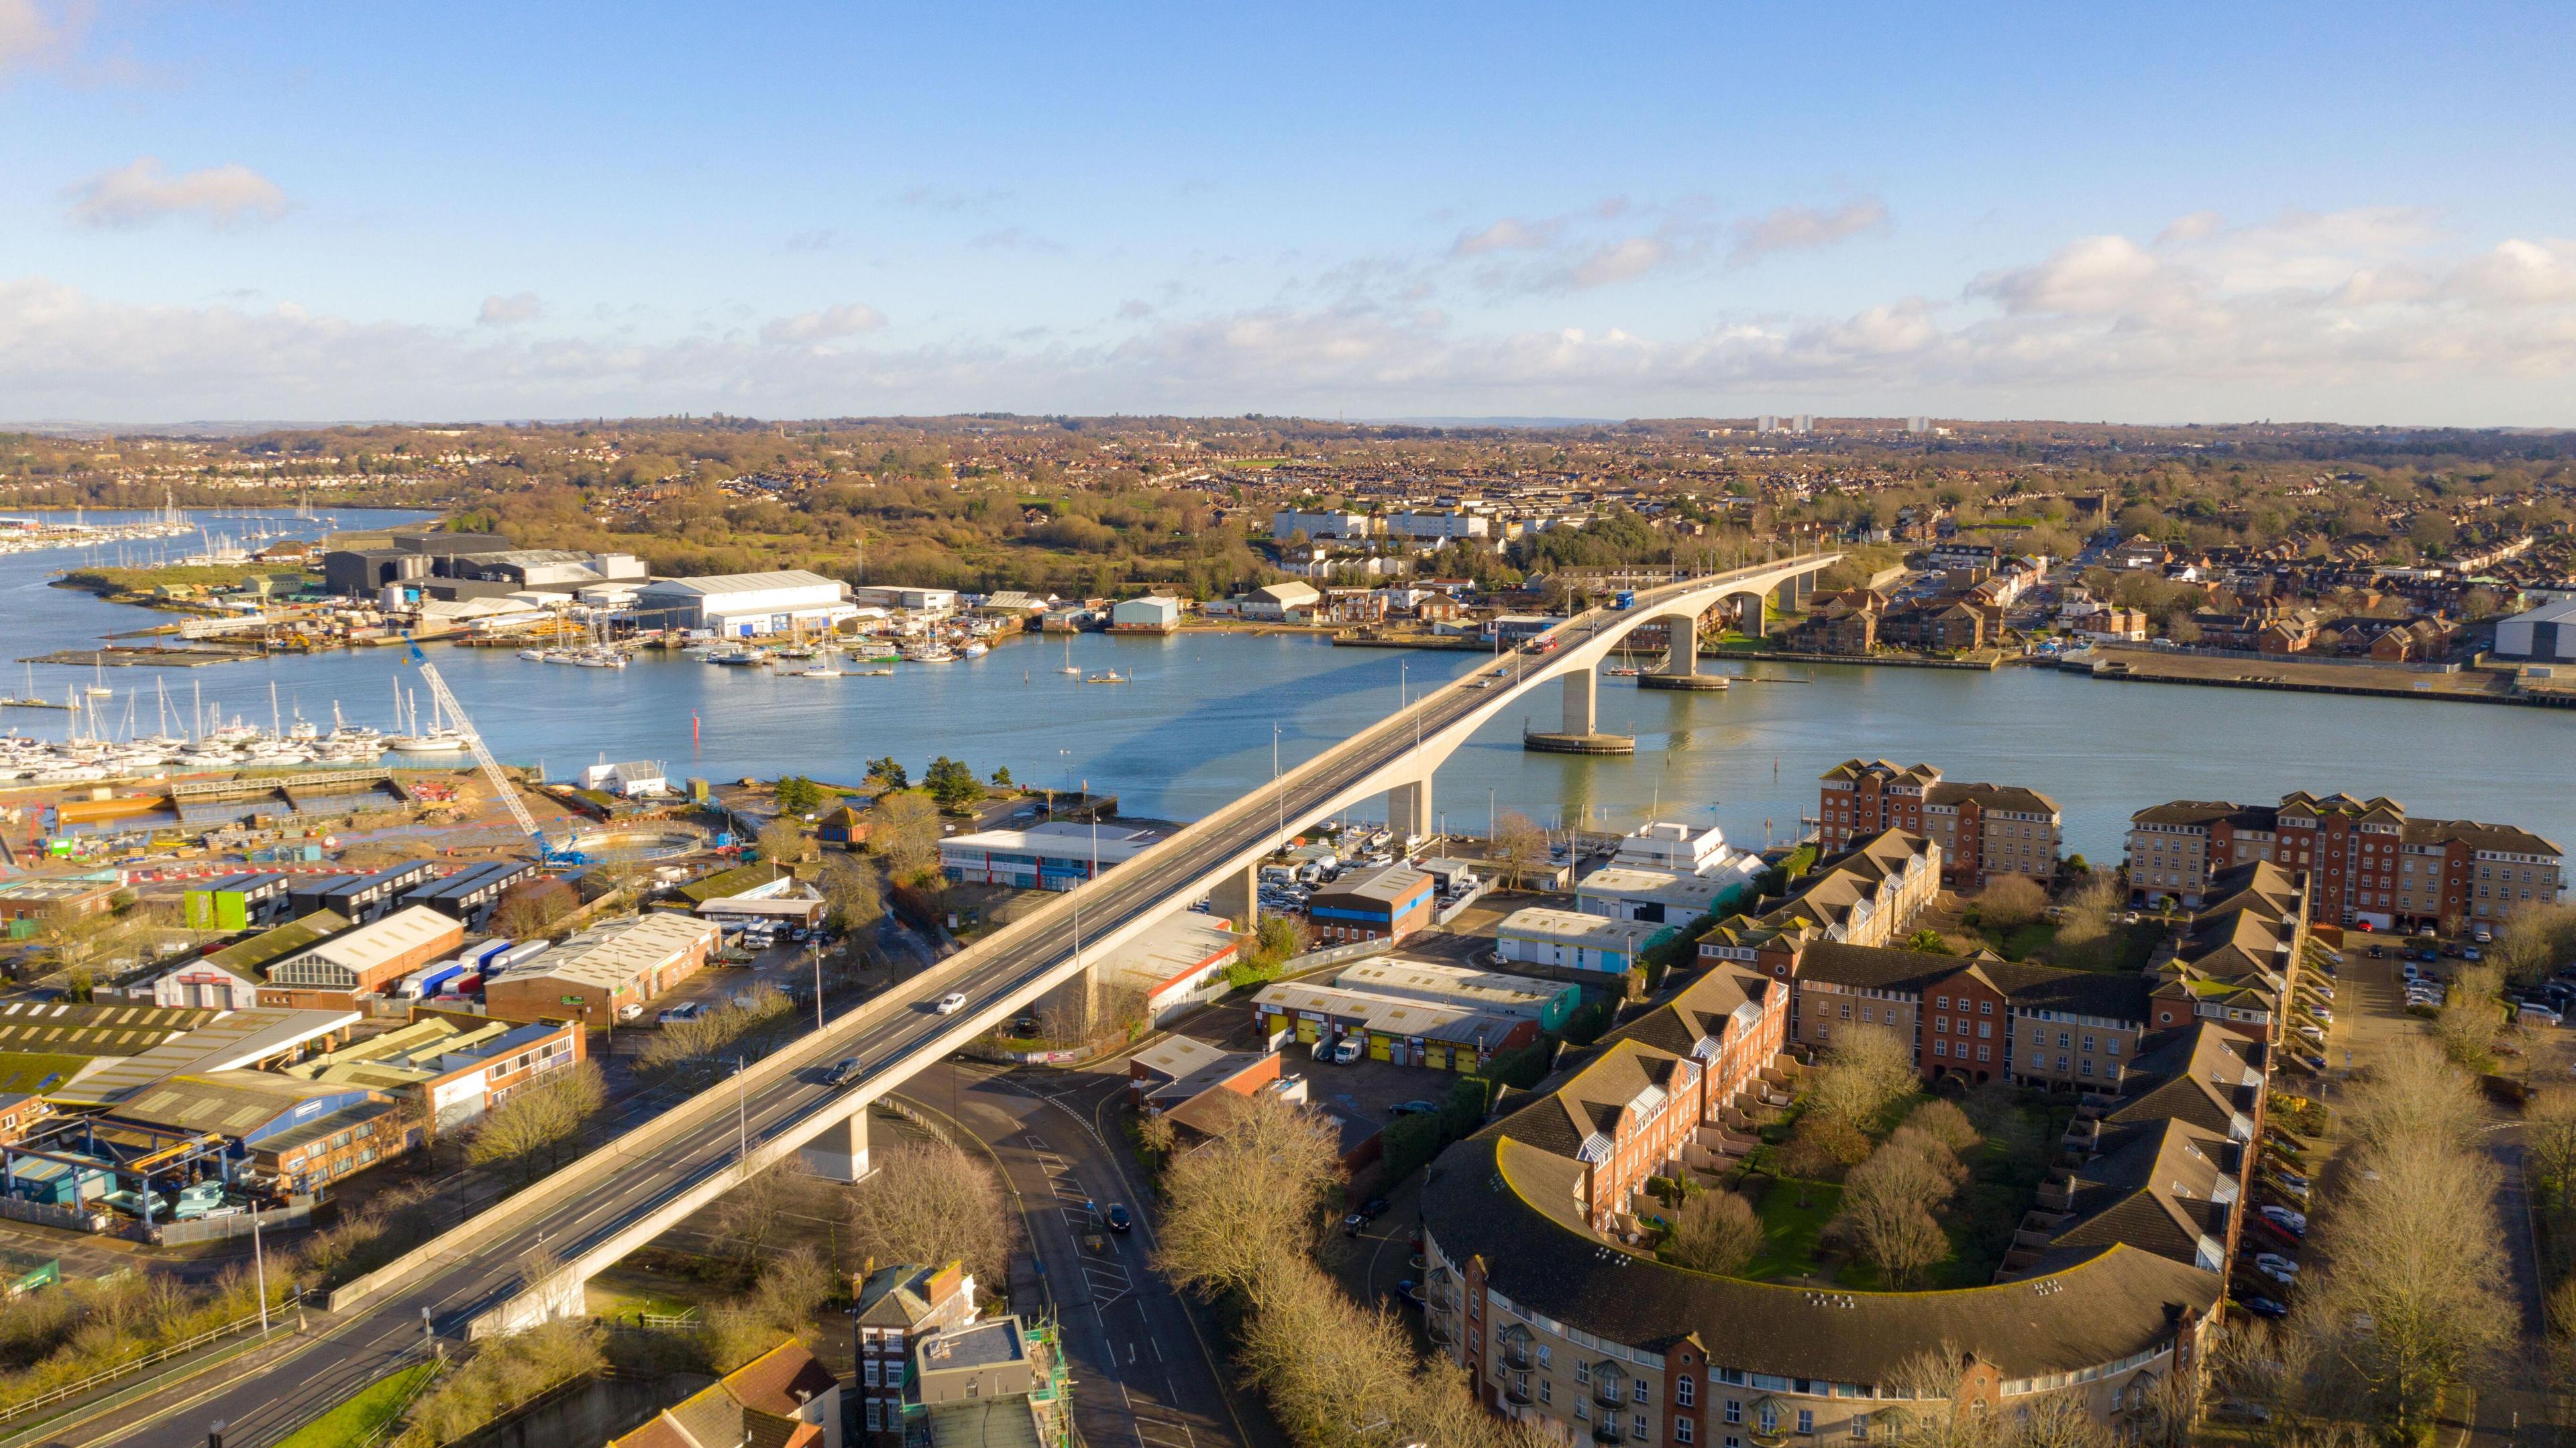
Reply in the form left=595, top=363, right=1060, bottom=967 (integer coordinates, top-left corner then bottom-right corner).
left=6, top=205, right=2576, bottom=424
left=476, top=292, right=542, bottom=327
left=1726, top=199, right=1889, bottom=266
left=1566, top=236, right=1672, bottom=289
left=0, top=0, right=74, bottom=77
left=1450, top=216, right=1564, bottom=258
left=1970, top=235, right=2165, bottom=316
left=757, top=302, right=888, bottom=346
left=66, top=158, right=288, bottom=229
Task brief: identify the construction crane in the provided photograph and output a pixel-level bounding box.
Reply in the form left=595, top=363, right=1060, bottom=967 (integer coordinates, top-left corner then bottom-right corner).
left=402, top=636, right=585, bottom=864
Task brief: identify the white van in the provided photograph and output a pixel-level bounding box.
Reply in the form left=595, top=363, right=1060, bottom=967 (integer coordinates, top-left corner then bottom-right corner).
left=1330, top=1037, right=1364, bottom=1065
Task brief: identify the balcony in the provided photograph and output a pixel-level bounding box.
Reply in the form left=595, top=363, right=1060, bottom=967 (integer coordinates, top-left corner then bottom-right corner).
left=1503, top=1377, right=1535, bottom=1406
left=1501, top=1343, right=1535, bottom=1372
left=1593, top=1415, right=1629, bottom=1443
left=1594, top=1377, right=1629, bottom=1408
left=1428, top=1315, right=1456, bottom=1345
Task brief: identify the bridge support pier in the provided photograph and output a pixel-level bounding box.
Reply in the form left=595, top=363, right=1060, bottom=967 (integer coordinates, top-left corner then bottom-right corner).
left=1562, top=669, right=1597, bottom=734
left=1735, top=591, right=1765, bottom=637
left=1387, top=777, right=1433, bottom=844
left=1524, top=665, right=1635, bottom=755
left=1640, top=609, right=1727, bottom=691
left=799, top=1109, right=873, bottom=1183
left=1206, top=862, right=1258, bottom=930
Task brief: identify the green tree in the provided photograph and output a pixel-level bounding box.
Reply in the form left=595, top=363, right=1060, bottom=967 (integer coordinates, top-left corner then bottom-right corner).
left=922, top=756, right=981, bottom=812
left=864, top=757, right=909, bottom=791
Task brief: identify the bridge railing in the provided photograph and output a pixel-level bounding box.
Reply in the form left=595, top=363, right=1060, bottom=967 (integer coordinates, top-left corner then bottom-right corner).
left=327, top=553, right=1838, bottom=1321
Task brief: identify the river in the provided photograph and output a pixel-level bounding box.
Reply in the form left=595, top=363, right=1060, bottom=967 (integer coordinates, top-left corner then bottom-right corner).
left=3, top=507, right=2568, bottom=861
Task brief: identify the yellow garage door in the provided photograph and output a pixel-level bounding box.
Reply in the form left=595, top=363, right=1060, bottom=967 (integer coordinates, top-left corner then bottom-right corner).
left=1368, top=1034, right=1393, bottom=1061
left=1422, top=1044, right=1450, bottom=1071
left=1296, top=1017, right=1320, bottom=1043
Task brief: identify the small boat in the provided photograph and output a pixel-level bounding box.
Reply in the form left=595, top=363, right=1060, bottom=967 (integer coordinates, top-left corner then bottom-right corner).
left=1058, top=638, right=1079, bottom=676
left=1084, top=671, right=1127, bottom=684
left=906, top=644, right=959, bottom=664
left=859, top=667, right=895, bottom=676
left=387, top=728, right=473, bottom=753
left=961, top=641, right=989, bottom=658
left=517, top=649, right=550, bottom=663
left=705, top=647, right=767, bottom=666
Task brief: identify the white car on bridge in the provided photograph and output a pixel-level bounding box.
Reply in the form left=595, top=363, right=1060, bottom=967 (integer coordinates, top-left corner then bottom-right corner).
left=934, top=992, right=969, bottom=1015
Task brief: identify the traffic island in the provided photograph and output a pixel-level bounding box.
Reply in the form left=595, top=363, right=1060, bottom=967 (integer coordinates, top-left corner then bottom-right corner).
left=1521, top=730, right=1637, bottom=755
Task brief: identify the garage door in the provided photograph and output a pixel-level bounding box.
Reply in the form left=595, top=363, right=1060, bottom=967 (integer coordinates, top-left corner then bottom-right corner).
left=1368, top=1034, right=1393, bottom=1062
left=1296, top=1017, right=1320, bottom=1043
left=1422, top=1044, right=1450, bottom=1071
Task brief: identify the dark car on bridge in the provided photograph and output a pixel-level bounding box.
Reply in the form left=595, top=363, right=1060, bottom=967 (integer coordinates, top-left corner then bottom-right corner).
left=824, top=1056, right=863, bottom=1087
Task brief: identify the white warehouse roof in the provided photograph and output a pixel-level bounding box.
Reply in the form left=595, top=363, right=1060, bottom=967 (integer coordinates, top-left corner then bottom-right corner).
left=636, top=570, right=845, bottom=596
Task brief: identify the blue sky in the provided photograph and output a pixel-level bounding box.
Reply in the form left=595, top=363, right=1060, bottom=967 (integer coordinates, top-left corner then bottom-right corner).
left=4, top=1, right=2573, bottom=423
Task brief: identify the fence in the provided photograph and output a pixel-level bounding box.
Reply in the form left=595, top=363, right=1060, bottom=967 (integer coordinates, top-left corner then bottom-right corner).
left=0, top=1198, right=101, bottom=1233
left=149, top=1194, right=320, bottom=1245
left=1271, top=936, right=1394, bottom=976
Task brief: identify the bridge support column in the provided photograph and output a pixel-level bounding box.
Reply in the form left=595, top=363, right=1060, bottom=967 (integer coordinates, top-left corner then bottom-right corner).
left=1735, top=591, right=1765, bottom=637
left=1523, top=666, right=1633, bottom=754
left=1792, top=570, right=1815, bottom=608
left=1562, top=669, right=1597, bottom=734
left=1207, top=862, right=1258, bottom=931
left=800, top=1108, right=872, bottom=1183
left=1388, top=777, right=1433, bottom=844
left=1639, top=610, right=1728, bottom=691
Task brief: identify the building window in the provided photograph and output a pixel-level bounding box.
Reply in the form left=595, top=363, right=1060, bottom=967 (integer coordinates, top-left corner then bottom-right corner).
left=1635, top=1412, right=1651, bottom=1439
left=1678, top=1418, right=1697, bottom=1444
left=1539, top=1346, right=1553, bottom=1369
left=1799, top=1410, right=1815, bottom=1435
left=1540, top=1380, right=1554, bottom=1404
left=864, top=1359, right=880, bottom=1387
left=1853, top=1414, right=1870, bottom=1439
left=1678, top=1377, right=1696, bottom=1408
left=1759, top=1403, right=1778, bottom=1433
left=1726, top=1400, right=1743, bottom=1425
left=1578, top=1362, right=1593, bottom=1386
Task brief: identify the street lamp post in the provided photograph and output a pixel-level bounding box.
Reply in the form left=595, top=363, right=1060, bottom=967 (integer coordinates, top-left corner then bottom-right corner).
left=735, top=1056, right=749, bottom=1164
left=250, top=1203, right=269, bottom=1335
left=811, top=940, right=823, bottom=1032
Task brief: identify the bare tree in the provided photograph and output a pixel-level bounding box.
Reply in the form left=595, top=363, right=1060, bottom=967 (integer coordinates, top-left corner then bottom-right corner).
left=2339, top=1036, right=2483, bottom=1153
left=712, top=1157, right=818, bottom=1269
left=2494, top=901, right=2576, bottom=987
left=1902, top=1099, right=1982, bottom=1154
left=845, top=1138, right=1017, bottom=1290
left=818, top=855, right=883, bottom=935
left=1807, top=1023, right=1920, bottom=1127
left=871, top=791, right=944, bottom=884
left=1489, top=810, right=1547, bottom=890
left=1978, top=875, right=2049, bottom=930
left=1834, top=1127, right=1964, bottom=1288
left=1662, top=1188, right=1763, bottom=1275
left=2053, top=872, right=2122, bottom=964
left=2302, top=1133, right=2513, bottom=1437
left=1780, top=1112, right=1871, bottom=1202
left=466, top=1062, right=607, bottom=1184
left=2530, top=1089, right=2576, bottom=1217
left=755, top=816, right=808, bottom=867
left=1154, top=1091, right=1344, bottom=1301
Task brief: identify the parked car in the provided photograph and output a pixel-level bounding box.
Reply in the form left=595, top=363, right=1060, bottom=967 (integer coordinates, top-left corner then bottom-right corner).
left=656, top=1002, right=705, bottom=1025
left=1389, top=1100, right=1440, bottom=1117
left=1104, top=1203, right=1132, bottom=1233
left=933, top=992, right=969, bottom=1015
left=824, top=1056, right=863, bottom=1086
left=2274, top=1170, right=2311, bottom=1192
left=2242, top=1296, right=2290, bottom=1320
left=2261, top=1205, right=2307, bottom=1236
left=2255, top=1252, right=2301, bottom=1279
left=617, top=1002, right=645, bottom=1021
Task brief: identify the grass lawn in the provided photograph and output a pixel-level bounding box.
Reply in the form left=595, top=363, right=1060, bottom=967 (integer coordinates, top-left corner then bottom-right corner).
left=274, top=1361, right=435, bottom=1448
left=0, top=1052, right=90, bottom=1093
left=1743, top=1178, right=1842, bottom=1281
left=587, top=1268, right=714, bottom=1323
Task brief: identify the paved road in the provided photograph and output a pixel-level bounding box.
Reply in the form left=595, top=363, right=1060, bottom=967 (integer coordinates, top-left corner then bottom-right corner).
left=72, top=564, right=1811, bottom=1448
left=910, top=1060, right=1285, bottom=1448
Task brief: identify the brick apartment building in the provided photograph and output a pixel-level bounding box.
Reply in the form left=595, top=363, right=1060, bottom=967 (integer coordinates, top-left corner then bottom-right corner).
left=855, top=1260, right=979, bottom=1443
left=1817, top=761, right=2061, bottom=889
left=1698, top=830, right=1944, bottom=964
left=2128, top=791, right=2561, bottom=932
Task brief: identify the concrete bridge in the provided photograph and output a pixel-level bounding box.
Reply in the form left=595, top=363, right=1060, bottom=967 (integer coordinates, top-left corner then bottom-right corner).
left=302, top=552, right=1839, bottom=1353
